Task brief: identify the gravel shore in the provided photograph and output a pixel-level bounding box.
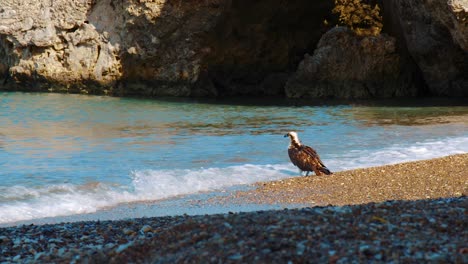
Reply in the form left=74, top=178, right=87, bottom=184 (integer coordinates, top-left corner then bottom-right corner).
left=1, top=154, right=467, bottom=263
left=213, top=153, right=468, bottom=207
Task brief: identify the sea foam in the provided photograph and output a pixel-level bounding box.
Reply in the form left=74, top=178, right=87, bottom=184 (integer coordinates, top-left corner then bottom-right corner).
left=327, top=135, right=468, bottom=171
left=1, top=136, right=466, bottom=225
left=0, top=164, right=294, bottom=224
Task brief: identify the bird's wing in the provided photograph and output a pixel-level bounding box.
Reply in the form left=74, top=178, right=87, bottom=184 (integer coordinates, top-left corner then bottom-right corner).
left=289, top=146, right=315, bottom=171
left=302, top=145, right=327, bottom=168
left=288, top=147, right=301, bottom=167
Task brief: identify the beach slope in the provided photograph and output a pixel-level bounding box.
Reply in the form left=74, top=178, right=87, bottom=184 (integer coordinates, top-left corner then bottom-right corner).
left=0, top=154, right=466, bottom=263
left=218, top=153, right=468, bottom=206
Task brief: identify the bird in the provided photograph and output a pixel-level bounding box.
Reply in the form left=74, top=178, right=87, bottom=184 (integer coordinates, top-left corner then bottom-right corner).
left=284, top=131, right=332, bottom=176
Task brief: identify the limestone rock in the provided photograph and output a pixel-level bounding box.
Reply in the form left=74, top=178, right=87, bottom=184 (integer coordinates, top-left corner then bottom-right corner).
left=194, top=0, right=334, bottom=96
left=0, top=0, right=334, bottom=97
left=0, top=0, right=120, bottom=93
left=0, top=0, right=465, bottom=97
left=380, top=0, right=468, bottom=96
left=447, top=0, right=468, bottom=50
left=285, top=27, right=417, bottom=99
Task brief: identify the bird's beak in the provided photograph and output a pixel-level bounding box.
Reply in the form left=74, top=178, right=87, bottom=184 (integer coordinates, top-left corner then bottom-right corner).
left=284, top=133, right=289, bottom=138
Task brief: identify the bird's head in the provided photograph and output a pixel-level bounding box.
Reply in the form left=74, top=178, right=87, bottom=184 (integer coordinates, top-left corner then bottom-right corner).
left=284, top=131, right=300, bottom=144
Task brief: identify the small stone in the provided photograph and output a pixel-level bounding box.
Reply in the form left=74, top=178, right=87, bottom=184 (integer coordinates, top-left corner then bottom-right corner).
left=116, top=241, right=134, bottom=253
left=49, top=238, right=63, bottom=243
left=296, top=242, right=306, bottom=255
left=414, top=252, right=424, bottom=259
left=140, top=225, right=152, bottom=233
left=228, top=253, right=242, bottom=260
left=34, top=252, right=45, bottom=261
left=123, top=228, right=135, bottom=235
left=24, top=238, right=38, bottom=244
left=105, top=243, right=116, bottom=249
left=0, top=236, right=10, bottom=244
left=223, top=222, right=233, bottom=229
left=57, top=247, right=66, bottom=256
left=359, top=245, right=374, bottom=256
left=425, top=252, right=445, bottom=261
left=13, top=238, right=21, bottom=247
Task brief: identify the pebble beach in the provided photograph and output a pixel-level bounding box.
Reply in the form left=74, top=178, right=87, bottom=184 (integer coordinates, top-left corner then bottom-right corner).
left=1, top=154, right=467, bottom=263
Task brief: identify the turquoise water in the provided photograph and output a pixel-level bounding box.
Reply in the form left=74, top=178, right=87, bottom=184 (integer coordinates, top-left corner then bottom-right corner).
left=1, top=92, right=467, bottom=225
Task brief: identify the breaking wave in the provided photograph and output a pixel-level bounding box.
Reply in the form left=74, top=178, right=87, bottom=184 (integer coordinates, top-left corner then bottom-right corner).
left=0, top=164, right=293, bottom=224
left=326, top=135, right=468, bottom=171
left=0, top=135, right=466, bottom=225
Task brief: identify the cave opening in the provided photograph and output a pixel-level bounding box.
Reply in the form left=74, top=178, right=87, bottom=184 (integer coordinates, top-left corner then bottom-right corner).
left=199, top=0, right=335, bottom=97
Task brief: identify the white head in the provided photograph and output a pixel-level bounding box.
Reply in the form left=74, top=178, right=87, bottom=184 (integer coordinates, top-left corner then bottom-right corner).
left=284, top=131, right=301, bottom=146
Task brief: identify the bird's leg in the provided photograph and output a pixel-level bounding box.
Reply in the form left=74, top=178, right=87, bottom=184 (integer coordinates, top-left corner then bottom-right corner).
left=305, top=171, right=309, bottom=176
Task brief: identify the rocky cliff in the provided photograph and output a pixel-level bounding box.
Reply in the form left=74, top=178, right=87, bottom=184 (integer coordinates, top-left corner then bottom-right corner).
left=0, top=0, right=221, bottom=95
left=0, top=0, right=333, bottom=97
left=380, top=0, right=468, bottom=97
left=285, top=27, right=419, bottom=99
left=0, top=0, right=466, bottom=98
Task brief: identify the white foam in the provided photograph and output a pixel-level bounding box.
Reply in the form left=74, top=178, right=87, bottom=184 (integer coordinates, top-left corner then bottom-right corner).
left=1, top=136, right=466, bottom=225
left=326, top=136, right=468, bottom=171
left=0, top=164, right=294, bottom=224
left=131, top=164, right=294, bottom=200
left=0, top=183, right=134, bottom=224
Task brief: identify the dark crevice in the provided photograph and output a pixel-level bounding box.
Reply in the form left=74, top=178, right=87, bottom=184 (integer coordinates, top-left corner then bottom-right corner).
left=64, top=24, right=80, bottom=33
left=2, top=68, right=9, bottom=85
left=96, top=44, right=101, bottom=62
left=201, top=0, right=335, bottom=96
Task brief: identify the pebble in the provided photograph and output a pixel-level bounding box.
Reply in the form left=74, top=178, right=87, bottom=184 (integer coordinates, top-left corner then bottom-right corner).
left=227, top=253, right=243, bottom=260
left=122, top=228, right=134, bottom=235
left=0, top=236, right=10, bottom=244
left=0, top=196, right=465, bottom=263
left=214, top=154, right=468, bottom=208
left=105, top=243, right=115, bottom=249
left=115, top=241, right=134, bottom=253
left=34, top=252, right=45, bottom=261
left=49, top=238, right=63, bottom=243
left=0, top=155, right=466, bottom=263
left=140, top=225, right=152, bottom=233
left=296, top=241, right=306, bottom=255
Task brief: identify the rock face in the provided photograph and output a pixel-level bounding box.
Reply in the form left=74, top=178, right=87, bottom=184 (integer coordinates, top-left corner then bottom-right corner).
left=0, top=0, right=222, bottom=95
left=195, top=0, right=334, bottom=96
left=0, top=0, right=121, bottom=93
left=285, top=27, right=418, bottom=99
left=380, top=0, right=468, bottom=96
left=0, top=0, right=334, bottom=97
left=0, top=0, right=466, bottom=98
left=95, top=0, right=228, bottom=97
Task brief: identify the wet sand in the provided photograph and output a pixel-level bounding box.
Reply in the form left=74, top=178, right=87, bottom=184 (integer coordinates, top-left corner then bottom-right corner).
left=0, top=154, right=467, bottom=263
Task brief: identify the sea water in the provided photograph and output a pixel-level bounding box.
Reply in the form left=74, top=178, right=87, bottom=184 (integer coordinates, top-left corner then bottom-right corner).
left=1, top=92, right=467, bottom=226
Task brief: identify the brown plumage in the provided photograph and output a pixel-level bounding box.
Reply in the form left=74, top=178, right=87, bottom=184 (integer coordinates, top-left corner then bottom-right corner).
left=284, top=131, right=332, bottom=176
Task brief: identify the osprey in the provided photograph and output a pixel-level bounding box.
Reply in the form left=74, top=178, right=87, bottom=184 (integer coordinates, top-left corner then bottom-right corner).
left=284, top=131, right=332, bottom=176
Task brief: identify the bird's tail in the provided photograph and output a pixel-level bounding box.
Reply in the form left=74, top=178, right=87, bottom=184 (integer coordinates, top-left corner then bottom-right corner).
left=319, top=166, right=332, bottom=175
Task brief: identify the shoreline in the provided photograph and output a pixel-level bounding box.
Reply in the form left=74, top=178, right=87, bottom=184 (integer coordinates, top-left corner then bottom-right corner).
left=1, top=154, right=467, bottom=262
left=211, top=153, right=468, bottom=207
left=3, top=91, right=468, bottom=107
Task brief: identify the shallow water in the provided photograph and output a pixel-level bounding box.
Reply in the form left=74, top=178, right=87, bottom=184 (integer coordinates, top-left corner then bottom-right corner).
left=1, top=92, right=467, bottom=225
